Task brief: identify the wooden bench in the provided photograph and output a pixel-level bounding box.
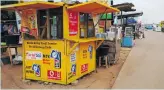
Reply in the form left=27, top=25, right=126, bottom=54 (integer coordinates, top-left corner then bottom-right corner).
left=1, top=45, right=22, bottom=65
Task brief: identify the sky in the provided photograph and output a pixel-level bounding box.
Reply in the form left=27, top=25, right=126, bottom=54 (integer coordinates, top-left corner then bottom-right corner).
left=74, top=0, right=164, bottom=24
left=113, top=0, right=164, bottom=24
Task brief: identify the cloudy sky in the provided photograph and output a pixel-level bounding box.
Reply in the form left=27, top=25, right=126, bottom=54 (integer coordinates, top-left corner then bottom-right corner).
left=74, top=0, right=164, bottom=24
left=113, top=0, right=164, bottom=24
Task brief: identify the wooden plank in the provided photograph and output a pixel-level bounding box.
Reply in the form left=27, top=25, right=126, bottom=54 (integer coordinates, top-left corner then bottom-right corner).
left=41, top=20, right=47, bottom=39
left=105, top=56, right=108, bottom=68
left=99, top=56, right=101, bottom=67
left=7, top=47, right=13, bottom=65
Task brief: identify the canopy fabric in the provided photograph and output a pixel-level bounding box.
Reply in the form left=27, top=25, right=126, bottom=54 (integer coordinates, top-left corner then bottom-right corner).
left=1, top=2, right=64, bottom=11
left=67, top=2, right=120, bottom=14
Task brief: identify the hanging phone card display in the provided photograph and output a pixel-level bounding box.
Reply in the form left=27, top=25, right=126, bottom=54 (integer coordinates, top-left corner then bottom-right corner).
left=51, top=16, right=57, bottom=39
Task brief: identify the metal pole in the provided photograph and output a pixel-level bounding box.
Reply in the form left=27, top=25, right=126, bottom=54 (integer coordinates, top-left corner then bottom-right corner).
left=111, top=0, right=113, bottom=25
left=121, top=11, right=123, bottom=26
left=105, top=13, right=107, bottom=32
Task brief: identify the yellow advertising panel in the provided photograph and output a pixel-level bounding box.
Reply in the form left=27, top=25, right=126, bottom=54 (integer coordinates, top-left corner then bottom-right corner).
left=24, top=40, right=67, bottom=84
left=66, top=41, right=96, bottom=84
left=23, top=40, right=96, bottom=84
left=66, top=45, right=80, bottom=83
left=78, top=42, right=96, bottom=77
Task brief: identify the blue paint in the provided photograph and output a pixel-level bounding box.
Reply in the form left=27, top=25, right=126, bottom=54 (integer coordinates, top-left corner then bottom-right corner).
left=122, top=37, right=133, bottom=47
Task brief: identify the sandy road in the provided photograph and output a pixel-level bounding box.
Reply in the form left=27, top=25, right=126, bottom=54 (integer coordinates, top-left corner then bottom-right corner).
left=113, top=31, right=164, bottom=89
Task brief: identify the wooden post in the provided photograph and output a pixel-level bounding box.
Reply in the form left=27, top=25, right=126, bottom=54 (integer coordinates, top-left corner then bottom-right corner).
left=105, top=56, right=108, bottom=68
left=7, top=47, right=13, bottom=65
left=99, top=56, right=101, bottom=67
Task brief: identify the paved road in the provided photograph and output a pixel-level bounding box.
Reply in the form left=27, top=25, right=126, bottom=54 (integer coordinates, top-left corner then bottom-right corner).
left=113, top=31, right=164, bottom=89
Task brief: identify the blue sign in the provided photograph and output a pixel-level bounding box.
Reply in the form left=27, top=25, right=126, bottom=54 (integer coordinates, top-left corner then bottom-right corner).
left=51, top=50, right=61, bottom=69
left=32, top=64, right=41, bottom=77
left=71, top=64, right=76, bottom=75
left=127, top=18, right=137, bottom=24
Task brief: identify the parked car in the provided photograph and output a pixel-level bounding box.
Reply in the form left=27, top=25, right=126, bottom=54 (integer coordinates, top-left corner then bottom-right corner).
left=145, top=25, right=153, bottom=30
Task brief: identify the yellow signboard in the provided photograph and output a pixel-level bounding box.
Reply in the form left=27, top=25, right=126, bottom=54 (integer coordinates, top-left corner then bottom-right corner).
left=24, top=40, right=66, bottom=84
left=23, top=40, right=96, bottom=84
left=67, top=41, right=95, bottom=83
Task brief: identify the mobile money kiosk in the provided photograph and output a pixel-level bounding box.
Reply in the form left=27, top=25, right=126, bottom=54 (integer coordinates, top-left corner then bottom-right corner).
left=1, top=1, right=119, bottom=84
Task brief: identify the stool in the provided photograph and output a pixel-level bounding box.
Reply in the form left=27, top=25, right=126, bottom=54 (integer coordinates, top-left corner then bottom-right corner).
left=99, top=55, right=109, bottom=68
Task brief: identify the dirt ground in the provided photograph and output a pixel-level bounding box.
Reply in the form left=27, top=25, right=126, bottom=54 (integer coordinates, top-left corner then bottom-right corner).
left=1, top=48, right=131, bottom=89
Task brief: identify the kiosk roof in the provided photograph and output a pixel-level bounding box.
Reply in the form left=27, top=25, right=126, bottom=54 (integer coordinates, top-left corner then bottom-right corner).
left=67, top=2, right=120, bottom=14
left=1, top=2, right=64, bottom=10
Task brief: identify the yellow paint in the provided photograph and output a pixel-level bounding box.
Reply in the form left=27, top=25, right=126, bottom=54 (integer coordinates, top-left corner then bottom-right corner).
left=24, top=40, right=67, bottom=84
left=67, top=2, right=120, bottom=14
left=1, top=2, right=64, bottom=10
left=23, top=40, right=96, bottom=84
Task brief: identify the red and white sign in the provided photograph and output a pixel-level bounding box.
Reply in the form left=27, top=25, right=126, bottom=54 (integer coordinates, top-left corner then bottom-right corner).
left=68, top=11, right=78, bottom=36
left=99, top=21, right=105, bottom=27
left=26, top=51, right=42, bottom=60
left=81, top=64, right=88, bottom=73
left=47, top=70, right=61, bottom=80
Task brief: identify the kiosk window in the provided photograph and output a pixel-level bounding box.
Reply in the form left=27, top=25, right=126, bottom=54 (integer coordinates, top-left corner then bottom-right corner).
left=80, top=13, right=95, bottom=38
left=37, top=7, right=63, bottom=40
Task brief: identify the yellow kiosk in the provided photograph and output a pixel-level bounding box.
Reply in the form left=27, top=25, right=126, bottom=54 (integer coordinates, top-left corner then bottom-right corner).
left=1, top=1, right=119, bottom=84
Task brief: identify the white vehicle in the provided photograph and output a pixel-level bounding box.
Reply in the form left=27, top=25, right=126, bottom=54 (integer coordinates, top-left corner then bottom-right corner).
left=156, top=25, right=161, bottom=32
left=153, top=24, right=161, bottom=32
